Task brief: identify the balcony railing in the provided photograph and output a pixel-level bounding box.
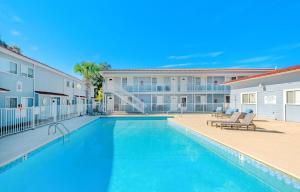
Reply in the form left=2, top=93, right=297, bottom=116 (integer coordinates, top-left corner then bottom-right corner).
left=121, top=84, right=230, bottom=93
left=111, top=102, right=229, bottom=113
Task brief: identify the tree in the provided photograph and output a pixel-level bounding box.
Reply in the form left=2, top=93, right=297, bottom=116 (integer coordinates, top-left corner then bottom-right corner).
left=74, top=61, right=111, bottom=101
left=92, top=62, right=111, bottom=98
left=74, top=61, right=100, bottom=101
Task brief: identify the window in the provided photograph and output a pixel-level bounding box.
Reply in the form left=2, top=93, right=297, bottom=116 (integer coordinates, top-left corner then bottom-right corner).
left=21, top=98, right=34, bottom=107
left=152, top=78, right=157, bottom=84
left=286, top=90, right=300, bottom=104
left=122, top=78, right=127, bottom=86
left=72, top=82, right=75, bottom=88
left=242, top=93, right=256, bottom=104
left=66, top=81, right=70, bottom=87
left=231, top=77, right=237, bottom=80
left=9, top=62, right=17, bottom=74
left=5, top=97, right=18, bottom=108
left=195, top=77, right=201, bottom=85
left=28, top=68, right=34, bottom=78
left=21, top=64, right=28, bottom=77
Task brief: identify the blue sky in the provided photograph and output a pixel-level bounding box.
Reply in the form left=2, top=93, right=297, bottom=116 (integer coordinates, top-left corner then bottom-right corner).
left=1, top=0, right=300, bottom=78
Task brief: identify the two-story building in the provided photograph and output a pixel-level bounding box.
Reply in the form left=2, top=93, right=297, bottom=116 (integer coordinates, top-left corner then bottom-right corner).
left=101, top=68, right=272, bottom=114
left=0, top=46, right=93, bottom=116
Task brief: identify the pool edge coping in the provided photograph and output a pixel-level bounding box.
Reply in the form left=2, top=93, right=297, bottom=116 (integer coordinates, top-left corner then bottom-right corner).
left=0, top=117, right=99, bottom=170
left=168, top=118, right=300, bottom=181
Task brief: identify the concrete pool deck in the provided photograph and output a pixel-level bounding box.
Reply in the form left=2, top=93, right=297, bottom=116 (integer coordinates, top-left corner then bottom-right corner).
left=170, top=114, right=300, bottom=180
left=0, top=115, right=99, bottom=168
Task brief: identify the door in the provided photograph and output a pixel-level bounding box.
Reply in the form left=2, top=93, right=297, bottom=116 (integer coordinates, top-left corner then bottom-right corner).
left=170, top=96, right=178, bottom=112
left=107, top=96, right=114, bottom=113
left=171, top=77, right=177, bottom=92
left=180, top=77, right=187, bottom=92
left=51, top=98, right=58, bottom=122
left=225, top=95, right=230, bottom=109
left=180, top=96, right=187, bottom=112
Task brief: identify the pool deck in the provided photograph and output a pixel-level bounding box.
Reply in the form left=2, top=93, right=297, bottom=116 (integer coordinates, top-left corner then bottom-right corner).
left=170, top=114, right=300, bottom=180
left=0, top=115, right=99, bottom=168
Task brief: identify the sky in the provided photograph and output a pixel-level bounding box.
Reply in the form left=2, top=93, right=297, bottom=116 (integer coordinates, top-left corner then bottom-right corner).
left=1, top=0, right=300, bottom=78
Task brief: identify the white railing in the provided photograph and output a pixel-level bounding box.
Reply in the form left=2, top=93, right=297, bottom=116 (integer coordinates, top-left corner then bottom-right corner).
left=110, top=82, right=144, bottom=113
left=0, top=104, right=88, bottom=138
left=112, top=102, right=229, bottom=113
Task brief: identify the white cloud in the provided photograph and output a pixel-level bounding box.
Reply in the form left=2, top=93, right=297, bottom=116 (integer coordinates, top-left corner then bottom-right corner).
left=12, top=15, right=22, bottom=23
left=236, top=56, right=273, bottom=63
left=168, top=51, right=223, bottom=60
left=161, top=63, right=193, bottom=68
left=10, top=29, right=21, bottom=36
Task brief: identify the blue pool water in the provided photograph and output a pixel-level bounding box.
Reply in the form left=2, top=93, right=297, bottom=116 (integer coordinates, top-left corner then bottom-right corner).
left=0, top=117, right=299, bottom=191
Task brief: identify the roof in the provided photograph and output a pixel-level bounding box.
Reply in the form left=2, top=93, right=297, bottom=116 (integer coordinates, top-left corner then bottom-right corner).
left=0, top=45, right=82, bottom=82
left=35, top=91, right=68, bottom=97
left=0, top=88, right=10, bottom=92
left=102, top=68, right=273, bottom=73
left=225, top=64, right=300, bottom=85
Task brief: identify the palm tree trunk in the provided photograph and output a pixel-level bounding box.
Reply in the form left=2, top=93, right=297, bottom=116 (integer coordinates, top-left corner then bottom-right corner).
left=84, top=79, right=92, bottom=114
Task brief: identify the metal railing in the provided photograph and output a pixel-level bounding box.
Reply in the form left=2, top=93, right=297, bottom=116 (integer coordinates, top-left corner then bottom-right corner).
left=120, top=84, right=230, bottom=93
left=0, top=104, right=88, bottom=138
left=111, top=82, right=144, bottom=113
left=111, top=102, right=229, bottom=113
left=48, top=122, right=70, bottom=144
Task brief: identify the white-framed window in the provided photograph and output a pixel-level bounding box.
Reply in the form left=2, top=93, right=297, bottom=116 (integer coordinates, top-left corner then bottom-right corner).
left=20, top=64, right=28, bottom=77
left=241, top=92, right=257, bottom=104
left=122, top=77, right=127, bottom=86
left=286, top=90, right=300, bottom=104
left=21, top=97, right=34, bottom=107
left=66, top=81, right=70, bottom=87
left=5, top=97, right=18, bottom=108
left=28, top=67, right=34, bottom=78
left=72, top=82, right=75, bottom=88
left=9, top=62, right=18, bottom=74
left=195, top=77, right=201, bottom=85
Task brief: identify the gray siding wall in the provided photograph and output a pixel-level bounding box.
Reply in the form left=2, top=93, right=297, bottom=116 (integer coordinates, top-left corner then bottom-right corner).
left=0, top=71, right=34, bottom=108
left=0, top=52, right=34, bottom=108
left=230, top=71, right=300, bottom=121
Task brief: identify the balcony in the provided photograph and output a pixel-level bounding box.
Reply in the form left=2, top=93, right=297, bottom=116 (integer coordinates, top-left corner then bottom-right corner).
left=120, top=84, right=230, bottom=93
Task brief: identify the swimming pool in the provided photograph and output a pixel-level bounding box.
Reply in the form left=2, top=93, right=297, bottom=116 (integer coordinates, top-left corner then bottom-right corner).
left=0, top=116, right=299, bottom=191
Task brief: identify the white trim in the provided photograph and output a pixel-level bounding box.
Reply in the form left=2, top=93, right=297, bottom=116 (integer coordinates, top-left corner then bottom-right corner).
left=5, top=96, right=19, bottom=108
left=283, top=88, right=300, bottom=121
left=240, top=92, right=257, bottom=105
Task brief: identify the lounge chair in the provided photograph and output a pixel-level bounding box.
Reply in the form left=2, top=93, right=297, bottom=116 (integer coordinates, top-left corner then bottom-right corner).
left=206, top=112, right=242, bottom=126
left=216, top=108, right=239, bottom=118
left=218, top=113, right=256, bottom=130
left=211, top=107, right=223, bottom=117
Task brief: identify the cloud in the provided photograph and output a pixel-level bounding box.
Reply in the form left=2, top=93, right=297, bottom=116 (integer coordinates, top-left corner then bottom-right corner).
left=161, top=63, right=193, bottom=68
left=236, top=56, right=273, bottom=63
left=10, top=29, right=21, bottom=36
left=168, top=51, right=223, bottom=60
left=12, top=15, right=22, bottom=23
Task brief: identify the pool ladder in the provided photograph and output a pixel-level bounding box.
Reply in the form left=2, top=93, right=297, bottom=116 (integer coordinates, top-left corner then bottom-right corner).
left=48, top=122, right=70, bottom=144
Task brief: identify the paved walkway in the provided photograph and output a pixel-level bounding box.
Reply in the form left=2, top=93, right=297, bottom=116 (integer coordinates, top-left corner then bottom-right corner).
left=170, top=114, right=300, bottom=179
left=0, top=116, right=99, bottom=167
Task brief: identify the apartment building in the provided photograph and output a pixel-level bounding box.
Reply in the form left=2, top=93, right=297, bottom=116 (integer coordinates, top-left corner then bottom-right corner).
left=226, top=64, right=300, bottom=122
left=101, top=68, right=272, bottom=113
left=0, top=46, right=94, bottom=108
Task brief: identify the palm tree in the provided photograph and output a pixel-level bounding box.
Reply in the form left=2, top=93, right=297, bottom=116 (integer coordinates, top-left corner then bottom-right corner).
left=74, top=61, right=100, bottom=101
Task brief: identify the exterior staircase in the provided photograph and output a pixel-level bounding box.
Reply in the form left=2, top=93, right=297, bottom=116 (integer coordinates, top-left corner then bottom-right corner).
left=110, top=82, right=145, bottom=113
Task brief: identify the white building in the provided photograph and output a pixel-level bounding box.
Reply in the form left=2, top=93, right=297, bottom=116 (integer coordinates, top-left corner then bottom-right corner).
left=226, top=64, right=300, bottom=122
left=101, top=68, right=272, bottom=114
